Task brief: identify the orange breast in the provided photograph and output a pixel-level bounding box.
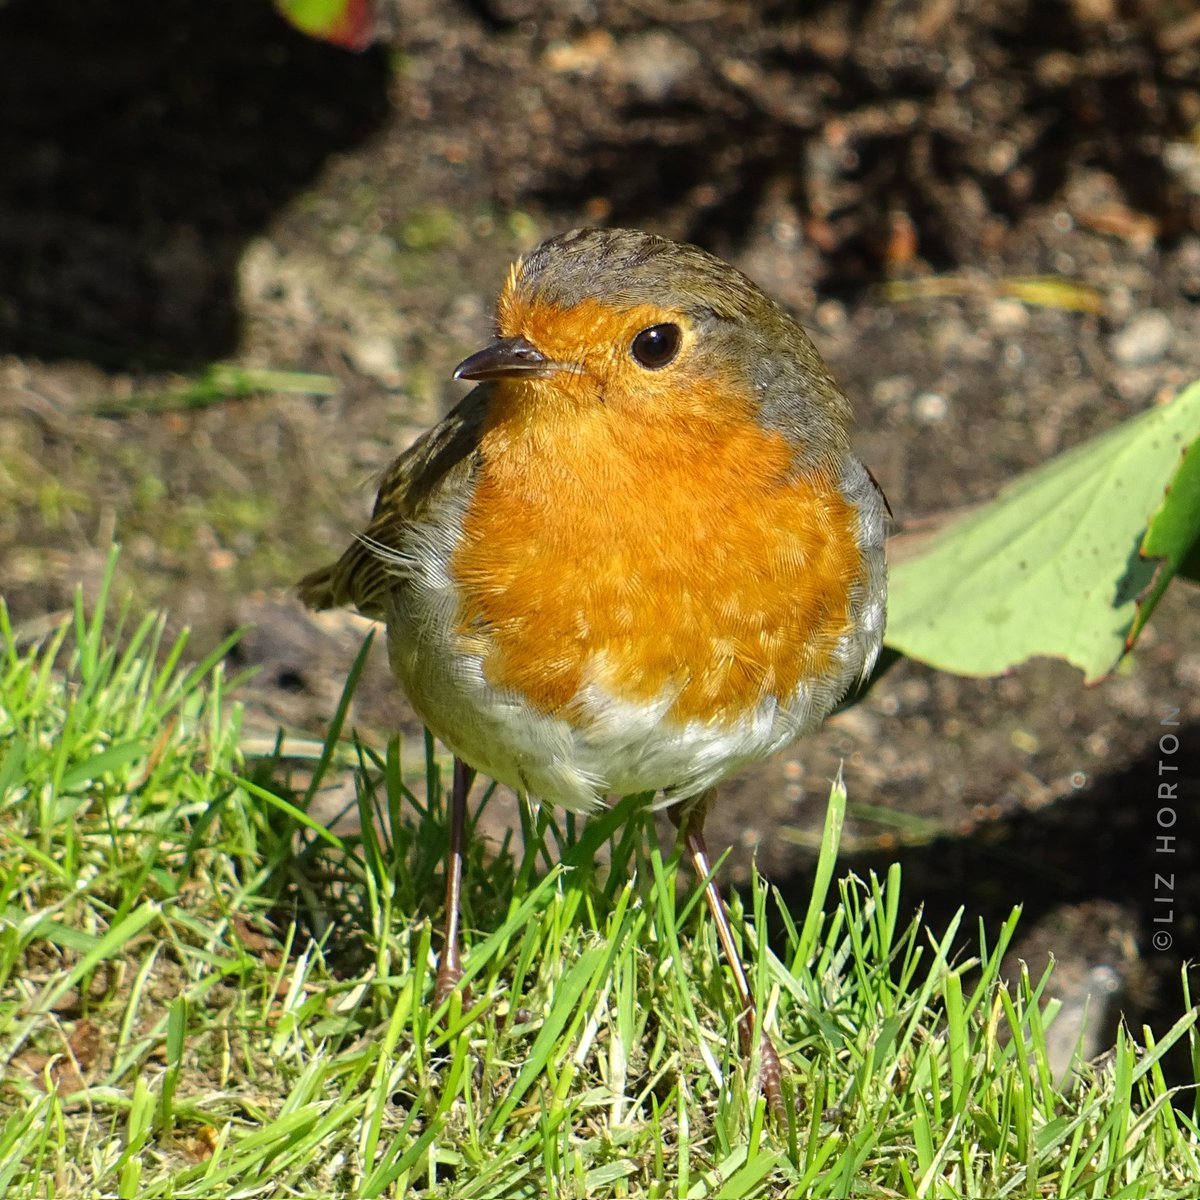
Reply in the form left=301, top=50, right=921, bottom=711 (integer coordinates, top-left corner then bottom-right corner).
left=450, top=382, right=864, bottom=727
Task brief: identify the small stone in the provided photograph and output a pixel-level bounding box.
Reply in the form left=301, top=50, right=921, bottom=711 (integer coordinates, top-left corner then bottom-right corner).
left=347, top=333, right=401, bottom=383
left=913, top=392, right=948, bottom=423
left=989, top=298, right=1028, bottom=331
left=543, top=30, right=614, bottom=76
left=609, top=32, right=699, bottom=102
left=1176, top=652, right=1200, bottom=689
left=815, top=299, right=847, bottom=331
left=1110, top=310, right=1173, bottom=366
left=872, top=375, right=912, bottom=407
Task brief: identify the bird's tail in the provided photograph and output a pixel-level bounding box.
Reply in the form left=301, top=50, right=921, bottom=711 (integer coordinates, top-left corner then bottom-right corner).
left=296, top=563, right=341, bottom=611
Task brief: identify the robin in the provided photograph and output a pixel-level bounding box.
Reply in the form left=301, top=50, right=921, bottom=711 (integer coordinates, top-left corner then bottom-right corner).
left=299, top=227, right=888, bottom=1115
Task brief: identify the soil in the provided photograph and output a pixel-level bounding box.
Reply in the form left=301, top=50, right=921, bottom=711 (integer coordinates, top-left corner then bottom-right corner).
left=3, top=0, right=1199, bottom=1071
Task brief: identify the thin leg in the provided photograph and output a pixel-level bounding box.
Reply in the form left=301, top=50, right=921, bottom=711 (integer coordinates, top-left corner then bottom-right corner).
left=670, top=793, right=786, bottom=1121
left=433, top=757, right=474, bottom=1006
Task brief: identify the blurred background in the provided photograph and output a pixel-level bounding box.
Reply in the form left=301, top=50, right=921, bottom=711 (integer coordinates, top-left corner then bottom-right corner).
left=1, top=0, right=1198, bottom=1074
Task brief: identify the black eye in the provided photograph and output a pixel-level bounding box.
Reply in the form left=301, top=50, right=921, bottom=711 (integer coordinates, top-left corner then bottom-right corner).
left=630, top=323, right=682, bottom=369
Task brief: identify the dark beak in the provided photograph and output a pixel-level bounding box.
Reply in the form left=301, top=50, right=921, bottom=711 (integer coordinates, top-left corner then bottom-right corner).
left=452, top=335, right=562, bottom=382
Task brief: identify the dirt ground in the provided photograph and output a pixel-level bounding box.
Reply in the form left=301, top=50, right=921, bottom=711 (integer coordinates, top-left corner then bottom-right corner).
left=2, top=0, right=1199, bottom=1068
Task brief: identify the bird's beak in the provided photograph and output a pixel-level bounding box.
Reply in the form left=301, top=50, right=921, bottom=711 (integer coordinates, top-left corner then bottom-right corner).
left=452, top=335, right=564, bottom=382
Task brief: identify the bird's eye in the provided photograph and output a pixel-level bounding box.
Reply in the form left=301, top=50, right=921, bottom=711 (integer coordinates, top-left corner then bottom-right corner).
left=630, top=323, right=682, bottom=369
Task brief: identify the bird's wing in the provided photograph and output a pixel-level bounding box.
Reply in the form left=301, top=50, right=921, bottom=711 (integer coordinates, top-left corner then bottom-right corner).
left=296, top=387, right=490, bottom=619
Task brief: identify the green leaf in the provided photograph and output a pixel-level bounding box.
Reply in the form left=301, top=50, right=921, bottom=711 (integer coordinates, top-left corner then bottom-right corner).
left=886, top=380, right=1200, bottom=682
left=1125, top=428, right=1200, bottom=651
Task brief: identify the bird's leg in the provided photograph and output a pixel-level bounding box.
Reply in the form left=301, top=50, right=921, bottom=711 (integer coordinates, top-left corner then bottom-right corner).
left=433, top=757, right=475, bottom=1006
left=670, top=792, right=786, bottom=1121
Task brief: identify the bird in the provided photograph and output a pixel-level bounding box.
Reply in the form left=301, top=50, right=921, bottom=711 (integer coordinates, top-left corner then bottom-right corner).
left=298, top=227, right=889, bottom=1116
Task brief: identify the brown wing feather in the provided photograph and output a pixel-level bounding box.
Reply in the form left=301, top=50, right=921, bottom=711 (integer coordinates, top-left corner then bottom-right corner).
left=297, top=387, right=490, bottom=619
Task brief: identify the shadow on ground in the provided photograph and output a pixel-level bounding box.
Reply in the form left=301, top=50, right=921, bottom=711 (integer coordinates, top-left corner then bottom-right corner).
left=0, top=0, right=390, bottom=367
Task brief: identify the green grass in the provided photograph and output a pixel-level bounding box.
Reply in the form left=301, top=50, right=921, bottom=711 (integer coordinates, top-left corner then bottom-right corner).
left=2, top=566, right=1199, bottom=1197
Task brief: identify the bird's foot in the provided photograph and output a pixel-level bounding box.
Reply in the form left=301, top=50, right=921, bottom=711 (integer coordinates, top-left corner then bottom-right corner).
left=433, top=958, right=468, bottom=1011
left=738, top=1011, right=788, bottom=1124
